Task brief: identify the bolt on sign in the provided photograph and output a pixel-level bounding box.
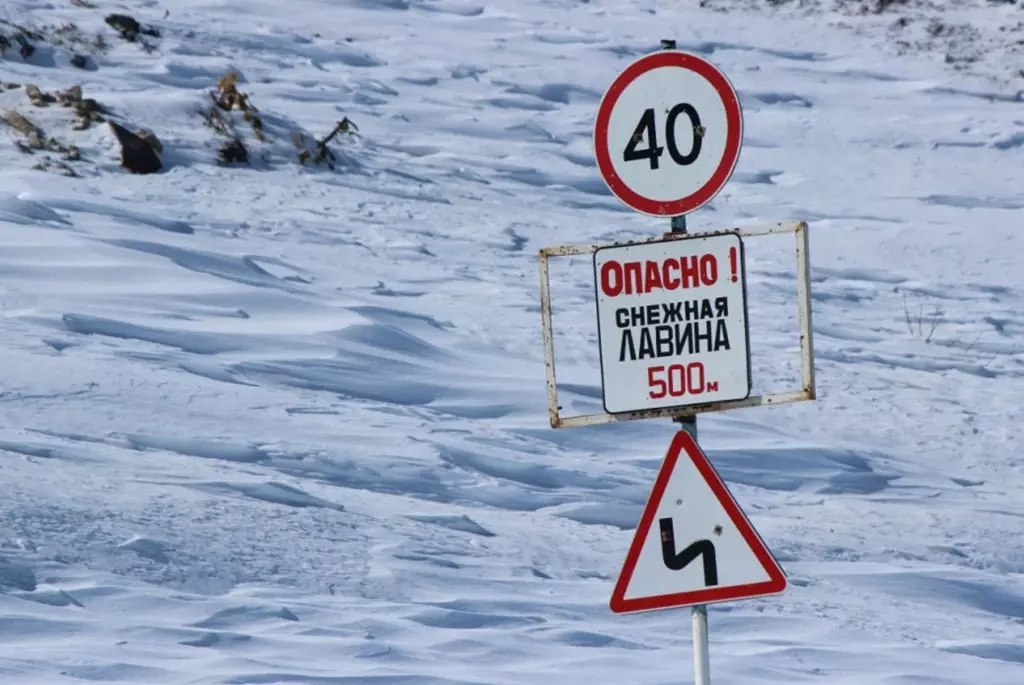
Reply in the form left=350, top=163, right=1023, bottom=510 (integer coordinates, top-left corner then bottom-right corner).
left=594, top=232, right=750, bottom=415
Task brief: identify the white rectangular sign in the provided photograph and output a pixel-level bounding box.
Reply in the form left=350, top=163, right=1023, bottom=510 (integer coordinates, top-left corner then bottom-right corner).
left=594, top=232, right=751, bottom=414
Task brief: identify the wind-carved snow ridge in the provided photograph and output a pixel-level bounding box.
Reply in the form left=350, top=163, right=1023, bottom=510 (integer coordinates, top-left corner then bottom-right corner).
left=0, top=0, right=1022, bottom=682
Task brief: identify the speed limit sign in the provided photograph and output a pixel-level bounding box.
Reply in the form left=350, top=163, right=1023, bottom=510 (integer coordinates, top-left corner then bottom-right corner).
left=594, top=50, right=743, bottom=217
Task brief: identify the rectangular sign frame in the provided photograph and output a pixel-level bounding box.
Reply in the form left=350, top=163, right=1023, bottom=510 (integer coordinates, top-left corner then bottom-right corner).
left=538, top=221, right=815, bottom=429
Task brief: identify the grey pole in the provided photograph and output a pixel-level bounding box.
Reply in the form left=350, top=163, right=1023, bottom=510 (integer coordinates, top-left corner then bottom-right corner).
left=662, top=37, right=710, bottom=685
left=670, top=212, right=709, bottom=685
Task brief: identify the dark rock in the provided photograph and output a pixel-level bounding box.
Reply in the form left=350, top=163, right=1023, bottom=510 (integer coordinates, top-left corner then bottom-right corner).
left=105, top=14, right=141, bottom=41
left=218, top=138, right=248, bottom=165
left=105, top=14, right=160, bottom=42
left=136, top=128, right=162, bottom=153
left=108, top=120, right=162, bottom=174
left=57, top=85, right=82, bottom=107
left=25, top=84, right=55, bottom=106
left=2, top=110, right=46, bottom=149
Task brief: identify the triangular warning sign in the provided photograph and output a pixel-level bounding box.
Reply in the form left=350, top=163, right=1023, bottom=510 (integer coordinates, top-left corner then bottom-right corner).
left=610, top=430, right=787, bottom=614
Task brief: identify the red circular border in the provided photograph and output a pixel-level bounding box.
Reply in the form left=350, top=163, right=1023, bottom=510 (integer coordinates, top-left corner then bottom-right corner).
left=594, top=51, right=743, bottom=217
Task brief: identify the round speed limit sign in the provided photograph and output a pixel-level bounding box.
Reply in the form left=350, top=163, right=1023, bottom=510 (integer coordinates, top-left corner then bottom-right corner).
left=594, top=50, right=743, bottom=217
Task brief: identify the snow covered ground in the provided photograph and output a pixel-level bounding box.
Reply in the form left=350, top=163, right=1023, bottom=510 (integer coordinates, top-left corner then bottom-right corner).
left=700, top=0, right=1024, bottom=86
left=1, top=0, right=1022, bottom=683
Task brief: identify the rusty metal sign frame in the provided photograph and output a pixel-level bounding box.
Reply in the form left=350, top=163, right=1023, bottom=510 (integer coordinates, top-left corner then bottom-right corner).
left=538, top=221, right=815, bottom=429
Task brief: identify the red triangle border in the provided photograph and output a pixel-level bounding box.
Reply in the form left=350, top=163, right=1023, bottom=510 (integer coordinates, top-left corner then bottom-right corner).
left=610, top=430, right=787, bottom=614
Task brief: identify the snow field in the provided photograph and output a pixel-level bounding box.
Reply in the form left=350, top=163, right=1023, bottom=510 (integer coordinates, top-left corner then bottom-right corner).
left=0, top=0, right=1022, bottom=682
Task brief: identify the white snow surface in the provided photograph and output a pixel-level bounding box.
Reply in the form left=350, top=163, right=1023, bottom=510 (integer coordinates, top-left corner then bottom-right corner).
left=1, top=0, right=1023, bottom=683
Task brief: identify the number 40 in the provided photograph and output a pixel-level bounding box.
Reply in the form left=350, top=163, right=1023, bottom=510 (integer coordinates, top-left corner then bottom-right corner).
left=623, top=103, right=703, bottom=170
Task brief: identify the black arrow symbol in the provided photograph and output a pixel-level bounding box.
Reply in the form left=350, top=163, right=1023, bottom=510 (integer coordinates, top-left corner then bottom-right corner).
left=659, top=517, right=719, bottom=586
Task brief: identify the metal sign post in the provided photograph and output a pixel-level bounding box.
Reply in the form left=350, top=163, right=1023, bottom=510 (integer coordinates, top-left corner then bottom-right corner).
left=670, top=169, right=711, bottom=685
left=537, top=36, right=816, bottom=685
left=664, top=37, right=709, bottom=680
left=693, top=604, right=710, bottom=685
